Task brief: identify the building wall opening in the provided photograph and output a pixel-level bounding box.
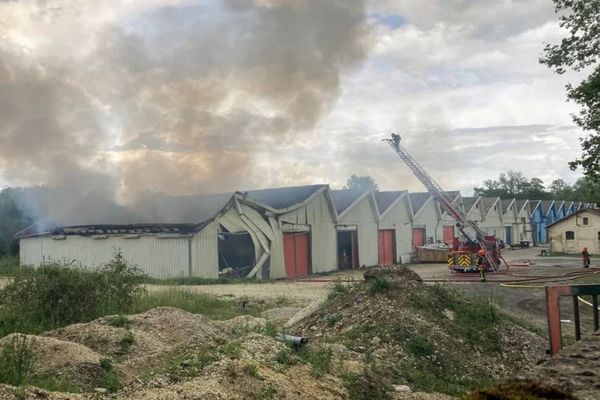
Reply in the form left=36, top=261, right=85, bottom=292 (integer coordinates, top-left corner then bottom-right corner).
left=218, top=232, right=255, bottom=277
left=337, top=231, right=358, bottom=270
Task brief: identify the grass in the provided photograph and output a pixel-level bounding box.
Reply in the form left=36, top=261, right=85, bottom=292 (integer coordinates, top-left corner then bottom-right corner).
left=107, top=315, right=130, bottom=328
left=0, top=255, right=21, bottom=276
left=141, top=276, right=272, bottom=286
left=0, top=334, right=35, bottom=386
left=298, top=346, right=333, bottom=377
left=130, top=289, right=264, bottom=320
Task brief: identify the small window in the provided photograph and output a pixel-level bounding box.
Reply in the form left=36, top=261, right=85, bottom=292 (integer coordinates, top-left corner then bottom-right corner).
left=566, top=231, right=575, bottom=240
left=583, top=217, right=590, bottom=226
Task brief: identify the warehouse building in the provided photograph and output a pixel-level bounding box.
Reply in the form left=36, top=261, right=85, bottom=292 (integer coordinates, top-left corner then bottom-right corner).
left=376, top=191, right=413, bottom=264
left=331, top=189, right=379, bottom=269
left=515, top=199, right=533, bottom=244
left=408, top=192, right=437, bottom=247
left=479, top=197, right=503, bottom=238
left=437, top=191, right=462, bottom=244
left=19, top=185, right=338, bottom=280
left=500, top=198, right=518, bottom=246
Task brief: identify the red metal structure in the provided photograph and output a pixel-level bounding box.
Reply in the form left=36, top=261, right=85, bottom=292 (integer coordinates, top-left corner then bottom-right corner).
left=383, top=133, right=501, bottom=272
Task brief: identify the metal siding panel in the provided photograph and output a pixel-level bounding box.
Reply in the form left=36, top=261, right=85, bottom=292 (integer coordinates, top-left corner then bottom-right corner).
left=306, top=194, right=337, bottom=273
left=340, top=198, right=379, bottom=267
left=191, top=221, right=218, bottom=279
left=268, top=217, right=286, bottom=278
left=242, top=205, right=274, bottom=241
left=379, top=196, right=413, bottom=260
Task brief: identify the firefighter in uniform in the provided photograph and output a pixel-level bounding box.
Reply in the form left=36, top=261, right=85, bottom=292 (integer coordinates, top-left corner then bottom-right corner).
left=477, top=248, right=487, bottom=282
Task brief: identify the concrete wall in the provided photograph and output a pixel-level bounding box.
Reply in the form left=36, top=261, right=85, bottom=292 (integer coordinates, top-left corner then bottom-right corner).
left=338, top=194, right=379, bottom=267
left=411, top=197, right=439, bottom=244
left=549, top=211, right=600, bottom=254
left=379, top=194, right=413, bottom=262
left=20, top=234, right=191, bottom=279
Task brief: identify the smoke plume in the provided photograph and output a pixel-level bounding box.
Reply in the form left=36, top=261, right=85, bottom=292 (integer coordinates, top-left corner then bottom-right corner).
left=0, top=0, right=369, bottom=223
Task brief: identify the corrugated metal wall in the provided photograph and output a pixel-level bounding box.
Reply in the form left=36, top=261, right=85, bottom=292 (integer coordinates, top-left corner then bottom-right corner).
left=278, top=192, right=337, bottom=274
left=191, top=221, right=218, bottom=279
left=20, top=234, right=190, bottom=279
left=410, top=198, right=439, bottom=244
left=379, top=195, right=413, bottom=262
left=338, top=197, right=378, bottom=267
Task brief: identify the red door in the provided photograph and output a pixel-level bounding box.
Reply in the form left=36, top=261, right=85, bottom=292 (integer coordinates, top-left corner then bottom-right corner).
left=443, top=226, right=455, bottom=243
left=412, top=228, right=425, bottom=247
left=283, top=233, right=310, bottom=277
left=378, top=229, right=395, bottom=266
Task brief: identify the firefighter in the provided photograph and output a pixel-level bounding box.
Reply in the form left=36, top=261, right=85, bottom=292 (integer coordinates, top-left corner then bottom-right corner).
left=582, top=247, right=591, bottom=268
left=477, top=248, right=487, bottom=282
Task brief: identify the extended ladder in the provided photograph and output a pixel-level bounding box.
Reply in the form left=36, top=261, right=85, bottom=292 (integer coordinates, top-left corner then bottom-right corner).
left=383, top=133, right=499, bottom=271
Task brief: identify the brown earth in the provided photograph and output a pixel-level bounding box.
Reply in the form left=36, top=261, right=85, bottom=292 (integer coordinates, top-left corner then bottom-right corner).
left=0, top=265, right=556, bottom=399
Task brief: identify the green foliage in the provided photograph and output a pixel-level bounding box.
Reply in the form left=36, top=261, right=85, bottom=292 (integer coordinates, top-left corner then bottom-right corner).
left=298, top=346, right=333, bottom=377
left=0, top=188, right=32, bottom=257
left=343, top=369, right=392, bottom=400
left=274, top=349, right=295, bottom=366
left=406, top=336, right=433, bottom=357
left=153, top=346, right=219, bottom=379
left=541, top=0, right=600, bottom=178
left=0, top=255, right=21, bottom=276
left=219, top=341, right=242, bottom=359
left=120, top=331, right=135, bottom=351
left=0, top=252, right=145, bottom=338
left=0, top=335, right=35, bottom=386
left=344, top=175, right=379, bottom=192
left=107, top=314, right=130, bottom=328
left=366, top=277, right=391, bottom=294
left=328, top=280, right=352, bottom=300
left=97, top=358, right=120, bottom=392
left=454, top=298, right=501, bottom=351
left=242, top=362, right=261, bottom=378
left=132, top=289, right=263, bottom=320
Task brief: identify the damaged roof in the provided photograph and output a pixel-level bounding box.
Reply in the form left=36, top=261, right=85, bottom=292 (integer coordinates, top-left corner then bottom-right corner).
left=408, top=192, right=431, bottom=215
left=134, top=192, right=235, bottom=224
left=241, top=185, right=326, bottom=210
left=17, top=222, right=198, bottom=238
left=331, top=189, right=368, bottom=214
left=376, top=191, right=406, bottom=215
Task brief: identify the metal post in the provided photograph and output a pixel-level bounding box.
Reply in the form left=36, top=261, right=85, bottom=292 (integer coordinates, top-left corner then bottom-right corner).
left=593, top=295, right=599, bottom=332
left=573, top=296, right=581, bottom=340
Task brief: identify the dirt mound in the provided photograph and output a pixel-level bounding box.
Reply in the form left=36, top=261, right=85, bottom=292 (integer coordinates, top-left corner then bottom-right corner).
left=0, top=384, right=82, bottom=399
left=220, top=315, right=266, bottom=332
left=261, top=307, right=304, bottom=325
left=292, top=267, right=547, bottom=396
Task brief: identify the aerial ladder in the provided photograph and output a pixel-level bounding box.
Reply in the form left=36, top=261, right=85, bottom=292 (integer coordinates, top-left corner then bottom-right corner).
left=383, top=133, right=502, bottom=272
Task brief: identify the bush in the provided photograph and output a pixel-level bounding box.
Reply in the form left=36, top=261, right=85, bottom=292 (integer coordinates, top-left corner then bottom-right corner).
left=0, top=251, right=145, bottom=338
left=0, top=334, right=35, bottom=386
left=367, top=277, right=391, bottom=294
left=406, top=335, right=433, bottom=357
left=0, top=255, right=20, bottom=276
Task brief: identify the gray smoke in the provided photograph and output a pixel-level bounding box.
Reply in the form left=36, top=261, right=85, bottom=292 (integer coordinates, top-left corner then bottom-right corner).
left=0, top=0, right=369, bottom=223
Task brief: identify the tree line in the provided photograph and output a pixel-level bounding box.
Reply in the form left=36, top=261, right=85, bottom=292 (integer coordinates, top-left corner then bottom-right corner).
left=473, top=170, right=599, bottom=203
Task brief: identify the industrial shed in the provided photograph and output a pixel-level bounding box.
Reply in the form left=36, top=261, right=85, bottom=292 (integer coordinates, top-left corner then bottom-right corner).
left=331, top=189, right=379, bottom=269
left=408, top=192, right=437, bottom=247
left=500, top=198, right=518, bottom=245
left=479, top=197, right=503, bottom=238
left=461, top=197, right=483, bottom=239
left=376, top=191, right=413, bottom=264
left=548, top=209, right=600, bottom=254
left=19, top=185, right=338, bottom=280
left=242, top=184, right=338, bottom=278
left=515, top=199, right=533, bottom=244
left=437, top=191, right=462, bottom=244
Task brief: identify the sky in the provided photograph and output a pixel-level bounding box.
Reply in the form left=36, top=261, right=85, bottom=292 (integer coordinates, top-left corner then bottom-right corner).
left=0, top=0, right=586, bottom=205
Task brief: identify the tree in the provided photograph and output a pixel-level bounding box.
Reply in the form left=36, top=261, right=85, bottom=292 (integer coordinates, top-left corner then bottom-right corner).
left=0, top=188, right=32, bottom=256
left=541, top=0, right=600, bottom=178
left=344, top=175, right=379, bottom=192
left=549, top=179, right=574, bottom=200
left=473, top=170, right=549, bottom=199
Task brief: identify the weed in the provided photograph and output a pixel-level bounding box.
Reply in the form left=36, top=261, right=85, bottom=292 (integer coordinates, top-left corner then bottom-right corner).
left=242, top=362, right=261, bottom=379
left=131, top=289, right=260, bottom=320
left=406, top=335, right=433, bottom=357
left=454, top=298, right=501, bottom=351
left=274, top=349, right=295, bottom=366
left=343, top=369, right=392, bottom=400
left=120, top=331, right=135, bottom=351
left=150, top=347, right=219, bottom=379
left=97, top=359, right=120, bottom=393
left=0, top=255, right=21, bottom=277
left=107, top=314, right=130, bottom=328
left=367, top=277, right=391, bottom=294
left=0, top=251, right=145, bottom=338
left=328, top=280, right=351, bottom=300
left=298, top=346, right=333, bottom=377
left=220, top=341, right=242, bottom=359
left=325, top=315, right=340, bottom=327
left=100, top=358, right=113, bottom=371
left=247, top=384, right=278, bottom=400
left=0, top=334, right=35, bottom=386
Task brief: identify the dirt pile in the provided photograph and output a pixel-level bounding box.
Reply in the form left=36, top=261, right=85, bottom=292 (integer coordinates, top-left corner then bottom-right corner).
left=291, top=266, right=547, bottom=396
